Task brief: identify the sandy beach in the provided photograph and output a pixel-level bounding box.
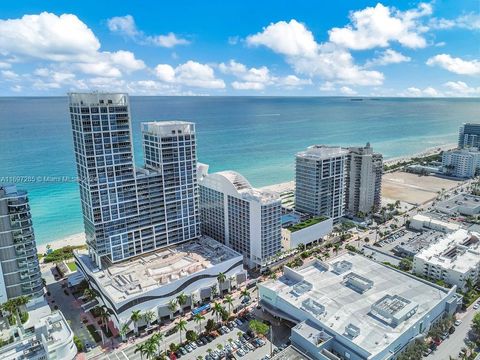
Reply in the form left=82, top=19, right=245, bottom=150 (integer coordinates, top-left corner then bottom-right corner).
left=383, top=143, right=456, bottom=166
left=36, top=232, right=86, bottom=254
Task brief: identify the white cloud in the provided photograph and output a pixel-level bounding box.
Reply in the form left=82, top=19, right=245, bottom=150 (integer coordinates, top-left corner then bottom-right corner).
left=232, top=81, right=265, bottom=90
left=246, top=20, right=384, bottom=86
left=426, top=54, right=480, bottom=75
left=0, top=12, right=100, bottom=62
left=107, top=15, right=189, bottom=48
left=402, top=86, right=442, bottom=97
left=329, top=3, right=431, bottom=50
left=1, top=70, right=19, bottom=81
left=154, top=61, right=225, bottom=89
left=109, top=50, right=146, bottom=72
left=429, top=13, right=480, bottom=30
left=149, top=33, right=190, bottom=48
left=365, top=49, right=411, bottom=67
left=0, top=12, right=146, bottom=79
left=443, top=81, right=480, bottom=96
left=0, top=62, right=11, bottom=69
left=339, top=86, right=357, bottom=95
left=246, top=20, right=318, bottom=57
left=219, top=60, right=311, bottom=90
left=319, top=82, right=335, bottom=91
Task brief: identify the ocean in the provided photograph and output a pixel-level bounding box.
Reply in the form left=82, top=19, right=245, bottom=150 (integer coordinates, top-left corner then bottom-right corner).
left=0, top=96, right=478, bottom=245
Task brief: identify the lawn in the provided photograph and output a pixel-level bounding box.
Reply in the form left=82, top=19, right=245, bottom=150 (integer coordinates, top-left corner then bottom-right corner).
left=287, top=216, right=329, bottom=232
left=66, top=262, right=77, bottom=271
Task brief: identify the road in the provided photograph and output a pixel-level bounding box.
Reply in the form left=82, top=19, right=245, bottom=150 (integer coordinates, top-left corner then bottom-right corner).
left=426, top=303, right=479, bottom=360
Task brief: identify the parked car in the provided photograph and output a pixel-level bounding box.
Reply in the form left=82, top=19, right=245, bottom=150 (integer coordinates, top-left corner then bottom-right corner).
left=440, top=332, right=448, bottom=340
left=206, top=335, right=214, bottom=342
left=448, top=326, right=456, bottom=334
left=190, top=342, right=197, bottom=349
left=246, top=342, right=255, bottom=351
left=235, top=318, right=243, bottom=326
left=473, top=304, right=479, bottom=310
left=180, top=347, right=187, bottom=355
left=237, top=349, right=245, bottom=357
left=455, top=319, right=462, bottom=326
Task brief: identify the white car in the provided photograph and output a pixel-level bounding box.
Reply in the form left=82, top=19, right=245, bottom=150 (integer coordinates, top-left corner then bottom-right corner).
left=473, top=304, right=479, bottom=310
left=454, top=319, right=462, bottom=326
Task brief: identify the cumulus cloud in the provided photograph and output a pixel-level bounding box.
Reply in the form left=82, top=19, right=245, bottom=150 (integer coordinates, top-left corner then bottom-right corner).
left=245, top=20, right=383, bottom=86
left=365, top=49, right=411, bottom=67
left=1, top=70, right=19, bottom=81
left=443, top=81, right=480, bottom=96
left=154, top=61, right=225, bottom=89
left=0, top=12, right=145, bottom=79
left=329, top=3, right=432, bottom=50
left=219, top=59, right=311, bottom=90
left=429, top=13, right=480, bottom=30
left=402, top=86, right=442, bottom=97
left=107, top=15, right=189, bottom=48
left=339, top=86, right=357, bottom=95
left=426, top=54, right=480, bottom=75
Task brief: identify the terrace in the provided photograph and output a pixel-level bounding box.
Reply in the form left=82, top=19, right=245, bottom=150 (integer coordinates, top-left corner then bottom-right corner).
left=286, top=216, right=329, bottom=232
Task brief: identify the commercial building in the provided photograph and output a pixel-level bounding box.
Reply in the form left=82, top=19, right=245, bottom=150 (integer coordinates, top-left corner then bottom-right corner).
left=75, top=236, right=245, bottom=326
left=0, top=310, right=77, bottom=360
left=259, top=253, right=458, bottom=360
left=344, top=143, right=383, bottom=215
left=69, top=92, right=200, bottom=267
left=442, top=148, right=480, bottom=178
left=409, top=213, right=461, bottom=233
left=0, top=185, right=43, bottom=303
left=281, top=215, right=333, bottom=250
left=458, top=123, right=480, bottom=149
left=435, top=194, right=480, bottom=216
left=413, top=229, right=480, bottom=291
left=295, top=146, right=348, bottom=221
left=198, top=164, right=282, bottom=268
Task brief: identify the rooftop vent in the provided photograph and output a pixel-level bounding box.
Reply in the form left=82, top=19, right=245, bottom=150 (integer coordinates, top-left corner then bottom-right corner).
left=345, top=323, right=361, bottom=338
left=291, top=280, right=312, bottom=297
left=343, top=272, right=374, bottom=293
left=331, top=260, right=353, bottom=274
left=301, top=298, right=325, bottom=317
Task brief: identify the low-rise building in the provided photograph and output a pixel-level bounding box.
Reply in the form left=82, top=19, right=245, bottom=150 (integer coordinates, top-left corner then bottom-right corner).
left=435, top=194, right=480, bottom=216
left=75, top=236, right=245, bottom=327
left=442, top=148, right=480, bottom=178
left=259, top=253, right=458, bottom=360
left=409, top=213, right=461, bottom=233
left=198, top=164, right=282, bottom=268
left=0, top=311, right=77, bottom=360
left=413, top=229, right=480, bottom=291
left=281, top=216, right=333, bottom=250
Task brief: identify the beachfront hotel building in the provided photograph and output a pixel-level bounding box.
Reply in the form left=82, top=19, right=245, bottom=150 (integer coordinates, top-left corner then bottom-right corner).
left=69, top=93, right=200, bottom=267
left=259, top=253, right=458, bottom=360
left=198, top=164, right=283, bottom=269
left=413, top=229, right=480, bottom=291
left=69, top=93, right=245, bottom=327
left=295, top=145, right=348, bottom=221
left=0, top=185, right=43, bottom=303
left=458, top=123, right=480, bottom=149
left=344, top=143, right=383, bottom=215
left=442, top=147, right=480, bottom=178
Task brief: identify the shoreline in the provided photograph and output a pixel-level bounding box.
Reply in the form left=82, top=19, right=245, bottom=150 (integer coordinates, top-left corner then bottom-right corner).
left=37, top=143, right=454, bottom=252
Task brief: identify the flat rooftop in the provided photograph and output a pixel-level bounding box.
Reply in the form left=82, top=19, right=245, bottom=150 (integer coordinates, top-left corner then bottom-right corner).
left=142, top=121, right=195, bottom=136
left=377, top=228, right=445, bottom=256
left=415, top=229, right=480, bottom=273
left=297, top=145, right=348, bottom=160
left=436, top=194, right=480, bottom=214
left=78, top=236, right=241, bottom=303
left=262, top=253, right=451, bottom=356
left=271, top=345, right=313, bottom=360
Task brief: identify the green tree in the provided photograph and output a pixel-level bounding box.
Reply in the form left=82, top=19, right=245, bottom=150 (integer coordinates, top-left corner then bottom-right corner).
left=97, top=305, right=110, bottom=333
left=472, top=312, right=480, bottom=336
left=130, top=310, right=142, bottom=336
left=119, top=323, right=130, bottom=342
left=144, top=337, right=158, bottom=360
left=193, top=313, right=205, bottom=333
left=186, top=329, right=198, bottom=342
left=240, top=288, right=250, bottom=303
left=212, top=302, right=225, bottom=323
left=143, top=310, right=156, bottom=328
left=210, top=284, right=218, bottom=299
left=134, top=343, right=146, bottom=360
left=175, top=319, right=188, bottom=344
left=217, top=272, right=227, bottom=294
left=297, top=243, right=305, bottom=251
left=249, top=319, right=269, bottom=337
left=177, top=293, right=188, bottom=312
left=83, top=288, right=96, bottom=301
left=205, top=318, right=216, bottom=333
left=168, top=299, right=178, bottom=316
left=223, top=295, right=234, bottom=316
left=399, top=258, right=413, bottom=271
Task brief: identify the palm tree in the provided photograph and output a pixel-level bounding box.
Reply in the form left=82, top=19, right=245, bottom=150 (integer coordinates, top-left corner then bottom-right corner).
left=152, top=332, right=165, bottom=355
left=1, top=299, right=18, bottom=326
left=237, top=331, right=243, bottom=341
left=217, top=272, right=227, bottom=294
left=144, top=337, right=158, bottom=360
left=177, top=293, right=188, bottom=312
left=83, top=288, right=96, bottom=302
left=14, top=295, right=30, bottom=325
left=212, top=302, right=225, bottom=323
left=217, top=343, right=223, bottom=351
left=240, top=288, right=250, bottom=303
left=190, top=292, right=198, bottom=307
left=223, top=295, right=234, bottom=316
left=130, top=310, right=142, bottom=336
left=143, top=310, right=156, bottom=328
left=97, top=306, right=110, bottom=333
left=193, top=313, right=205, bottom=333
left=134, top=343, right=146, bottom=360
left=168, top=299, right=178, bottom=317
left=176, top=319, right=188, bottom=344
left=210, top=284, right=218, bottom=299
left=119, top=323, right=130, bottom=342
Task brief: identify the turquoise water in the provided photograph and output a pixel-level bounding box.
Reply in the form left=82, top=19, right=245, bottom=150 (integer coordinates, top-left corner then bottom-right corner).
left=0, top=96, right=479, bottom=245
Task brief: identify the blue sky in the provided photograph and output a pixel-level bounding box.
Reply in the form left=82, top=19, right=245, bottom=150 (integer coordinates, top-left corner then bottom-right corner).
left=0, top=0, right=479, bottom=96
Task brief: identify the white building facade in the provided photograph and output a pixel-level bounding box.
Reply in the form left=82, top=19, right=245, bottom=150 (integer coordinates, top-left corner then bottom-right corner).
left=198, top=164, right=282, bottom=268
left=281, top=217, right=333, bottom=250
left=442, top=148, right=480, bottom=178
left=413, top=229, right=480, bottom=291
left=295, top=146, right=348, bottom=221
